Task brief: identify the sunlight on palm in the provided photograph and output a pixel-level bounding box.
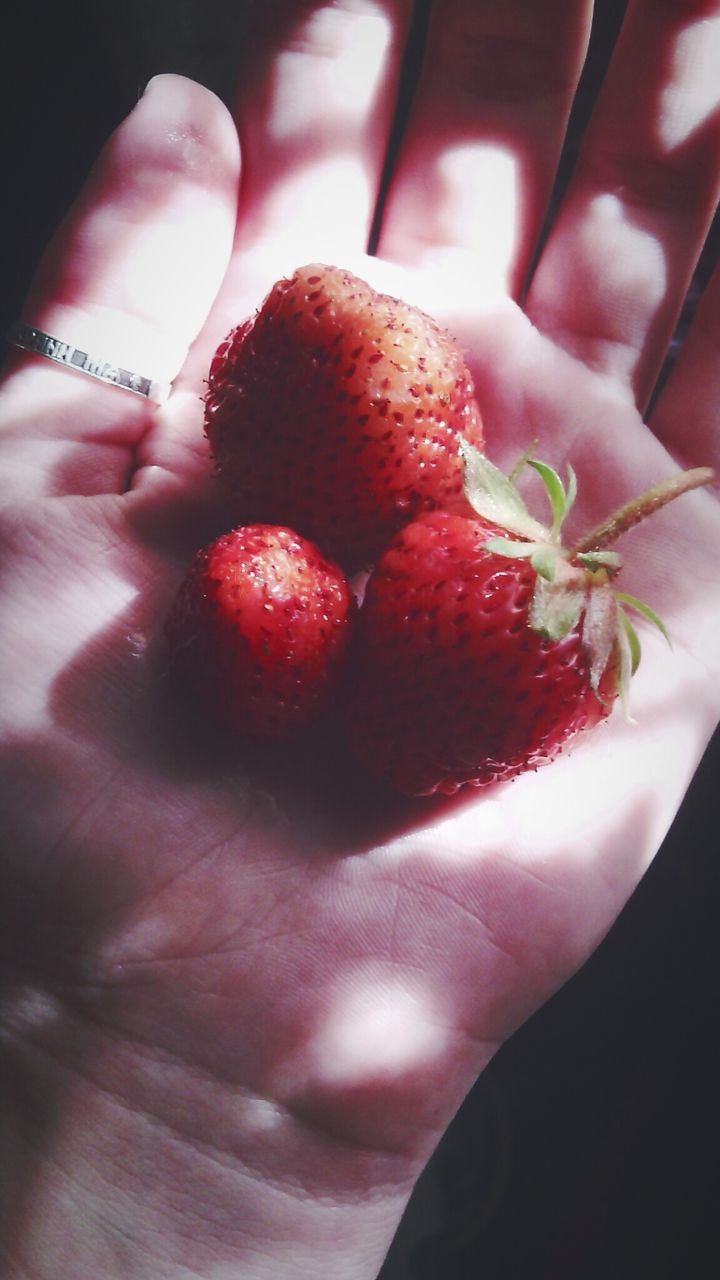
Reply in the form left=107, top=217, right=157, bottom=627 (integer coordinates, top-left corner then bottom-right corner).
left=4, top=187, right=717, bottom=1165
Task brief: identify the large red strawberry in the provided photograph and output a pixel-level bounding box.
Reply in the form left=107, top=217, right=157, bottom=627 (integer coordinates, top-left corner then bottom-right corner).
left=204, top=263, right=484, bottom=567
left=346, top=447, right=712, bottom=795
left=165, top=525, right=353, bottom=739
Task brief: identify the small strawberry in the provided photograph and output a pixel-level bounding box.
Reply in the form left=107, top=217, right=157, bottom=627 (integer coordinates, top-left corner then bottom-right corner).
left=165, top=525, right=353, bottom=739
left=204, top=263, right=484, bottom=567
left=346, top=446, right=713, bottom=795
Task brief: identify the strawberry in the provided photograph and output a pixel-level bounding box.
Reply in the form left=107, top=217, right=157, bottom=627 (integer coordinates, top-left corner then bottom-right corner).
left=165, top=525, right=353, bottom=739
left=346, top=447, right=713, bottom=795
left=204, top=263, right=484, bottom=567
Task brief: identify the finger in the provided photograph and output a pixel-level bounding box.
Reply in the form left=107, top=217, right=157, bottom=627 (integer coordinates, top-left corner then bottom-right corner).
left=230, top=0, right=413, bottom=263
left=526, top=0, right=720, bottom=410
left=375, top=0, right=593, bottom=298
left=650, top=256, right=720, bottom=472
left=0, top=75, right=240, bottom=499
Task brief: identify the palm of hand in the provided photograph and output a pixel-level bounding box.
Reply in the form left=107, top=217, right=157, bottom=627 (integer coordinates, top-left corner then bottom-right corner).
left=3, top=228, right=717, bottom=1178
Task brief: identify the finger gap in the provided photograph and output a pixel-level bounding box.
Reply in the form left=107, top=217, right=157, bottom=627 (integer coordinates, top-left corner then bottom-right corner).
left=646, top=204, right=720, bottom=417
left=520, top=0, right=628, bottom=303
left=367, top=0, right=433, bottom=255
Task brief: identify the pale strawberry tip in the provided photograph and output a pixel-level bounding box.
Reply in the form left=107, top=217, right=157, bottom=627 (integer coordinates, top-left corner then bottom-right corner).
left=203, top=263, right=485, bottom=567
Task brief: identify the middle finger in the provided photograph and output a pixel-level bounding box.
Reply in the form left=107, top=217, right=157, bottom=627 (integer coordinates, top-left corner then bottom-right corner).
left=376, top=0, right=593, bottom=298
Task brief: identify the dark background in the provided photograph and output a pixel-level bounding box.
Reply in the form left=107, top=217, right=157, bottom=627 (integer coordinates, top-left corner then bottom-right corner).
left=2, top=3, right=718, bottom=1276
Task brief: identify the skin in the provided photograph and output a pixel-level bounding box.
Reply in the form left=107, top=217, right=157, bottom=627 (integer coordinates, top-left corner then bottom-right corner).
left=1, top=2, right=719, bottom=1276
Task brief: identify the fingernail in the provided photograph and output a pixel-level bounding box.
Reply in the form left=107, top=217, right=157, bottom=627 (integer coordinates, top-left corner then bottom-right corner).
left=142, top=73, right=175, bottom=98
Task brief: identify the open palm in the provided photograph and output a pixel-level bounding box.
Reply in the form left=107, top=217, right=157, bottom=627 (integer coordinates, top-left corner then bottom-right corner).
left=2, top=4, right=719, bottom=1277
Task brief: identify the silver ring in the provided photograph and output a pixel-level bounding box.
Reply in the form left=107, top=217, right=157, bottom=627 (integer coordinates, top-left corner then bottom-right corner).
left=6, top=321, right=170, bottom=404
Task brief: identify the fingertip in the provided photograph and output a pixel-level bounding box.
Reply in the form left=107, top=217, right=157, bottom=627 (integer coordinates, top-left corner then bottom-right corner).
left=121, top=72, right=241, bottom=188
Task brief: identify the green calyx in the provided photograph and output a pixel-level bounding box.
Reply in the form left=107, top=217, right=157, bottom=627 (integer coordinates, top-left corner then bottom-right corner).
left=460, top=441, right=714, bottom=713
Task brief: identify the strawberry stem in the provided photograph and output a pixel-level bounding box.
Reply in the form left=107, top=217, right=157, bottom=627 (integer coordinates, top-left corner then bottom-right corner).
left=570, top=467, right=714, bottom=555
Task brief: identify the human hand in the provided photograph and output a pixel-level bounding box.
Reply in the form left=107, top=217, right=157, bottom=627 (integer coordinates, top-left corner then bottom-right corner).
left=1, top=4, right=718, bottom=1278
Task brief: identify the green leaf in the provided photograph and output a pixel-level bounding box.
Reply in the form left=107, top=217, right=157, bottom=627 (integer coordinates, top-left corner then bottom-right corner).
left=565, top=464, right=578, bottom=518
left=527, top=459, right=568, bottom=537
left=484, top=537, right=560, bottom=581
left=613, top=591, right=672, bottom=648
left=615, top=608, right=640, bottom=724
left=461, top=442, right=548, bottom=541
left=528, top=577, right=585, bottom=642
left=483, top=536, right=536, bottom=559
left=577, top=550, right=623, bottom=573
left=530, top=545, right=557, bottom=581
left=582, top=583, right=617, bottom=695
left=609, top=609, right=632, bottom=721
left=617, top=606, right=642, bottom=674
